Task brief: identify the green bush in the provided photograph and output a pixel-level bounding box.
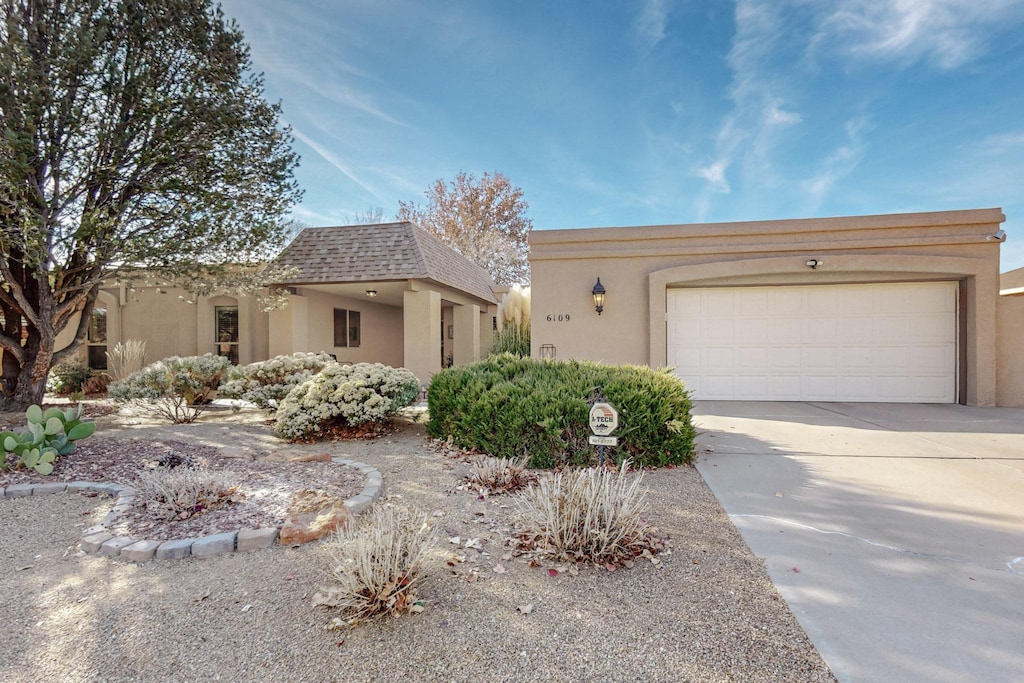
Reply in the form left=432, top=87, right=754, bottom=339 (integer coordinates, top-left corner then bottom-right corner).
left=218, top=351, right=335, bottom=411
left=47, top=358, right=94, bottom=394
left=427, top=355, right=695, bottom=468
left=108, top=353, right=232, bottom=423
left=0, top=404, right=96, bottom=474
left=275, top=362, right=420, bottom=441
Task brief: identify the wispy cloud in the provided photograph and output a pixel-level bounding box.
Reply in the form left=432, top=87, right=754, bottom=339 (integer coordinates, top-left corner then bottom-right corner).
left=692, top=0, right=801, bottom=215
left=634, top=0, right=670, bottom=52
left=810, top=0, right=1024, bottom=69
left=695, top=159, right=732, bottom=194
left=801, top=115, right=871, bottom=210
left=291, top=127, right=381, bottom=199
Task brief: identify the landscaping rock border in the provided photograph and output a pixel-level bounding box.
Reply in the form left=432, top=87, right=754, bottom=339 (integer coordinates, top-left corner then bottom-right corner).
left=0, top=457, right=383, bottom=562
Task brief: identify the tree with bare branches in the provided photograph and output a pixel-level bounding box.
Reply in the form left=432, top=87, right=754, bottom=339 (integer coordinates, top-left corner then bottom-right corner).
left=397, top=171, right=531, bottom=285
left=0, top=0, right=301, bottom=409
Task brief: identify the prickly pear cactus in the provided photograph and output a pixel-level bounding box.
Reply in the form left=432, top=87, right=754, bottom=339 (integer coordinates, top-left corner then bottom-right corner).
left=0, top=403, right=95, bottom=474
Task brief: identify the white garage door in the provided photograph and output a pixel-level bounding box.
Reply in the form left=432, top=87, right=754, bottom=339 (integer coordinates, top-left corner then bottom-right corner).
left=666, top=282, right=957, bottom=402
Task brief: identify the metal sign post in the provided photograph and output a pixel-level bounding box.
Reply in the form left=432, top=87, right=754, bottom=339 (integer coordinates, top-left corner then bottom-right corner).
left=588, top=395, right=619, bottom=466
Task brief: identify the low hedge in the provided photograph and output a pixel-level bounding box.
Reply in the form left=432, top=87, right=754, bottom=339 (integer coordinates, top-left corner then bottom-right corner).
left=427, top=355, right=695, bottom=468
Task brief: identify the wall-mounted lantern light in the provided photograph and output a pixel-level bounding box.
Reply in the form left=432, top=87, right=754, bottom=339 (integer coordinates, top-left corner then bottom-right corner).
left=806, top=259, right=822, bottom=270
left=365, top=289, right=378, bottom=298
left=540, top=344, right=557, bottom=358
left=592, top=277, right=606, bottom=315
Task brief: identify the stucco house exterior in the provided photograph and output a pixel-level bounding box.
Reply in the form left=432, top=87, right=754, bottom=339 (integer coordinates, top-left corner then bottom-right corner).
left=529, top=208, right=1023, bottom=407
left=71, top=222, right=499, bottom=385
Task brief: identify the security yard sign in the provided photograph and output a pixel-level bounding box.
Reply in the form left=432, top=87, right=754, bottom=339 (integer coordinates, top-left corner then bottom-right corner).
left=588, top=401, right=619, bottom=454
left=588, top=402, right=619, bottom=436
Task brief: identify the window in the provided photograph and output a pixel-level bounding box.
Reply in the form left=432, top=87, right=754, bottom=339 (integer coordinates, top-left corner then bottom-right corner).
left=333, top=308, right=360, bottom=348
left=87, top=308, right=108, bottom=370
left=215, top=306, right=239, bottom=364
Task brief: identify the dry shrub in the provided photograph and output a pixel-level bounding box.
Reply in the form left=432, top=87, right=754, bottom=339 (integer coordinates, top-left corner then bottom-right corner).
left=515, top=462, right=665, bottom=567
left=466, top=455, right=536, bottom=494
left=135, top=468, right=239, bottom=521
left=82, top=372, right=111, bottom=395
left=314, top=505, right=436, bottom=629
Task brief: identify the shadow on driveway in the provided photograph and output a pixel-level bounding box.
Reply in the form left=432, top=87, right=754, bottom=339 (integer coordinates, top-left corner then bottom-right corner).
left=693, top=401, right=1024, bottom=683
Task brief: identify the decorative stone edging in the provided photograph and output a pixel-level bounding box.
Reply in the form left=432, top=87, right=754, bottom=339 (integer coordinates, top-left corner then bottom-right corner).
left=0, top=457, right=383, bottom=563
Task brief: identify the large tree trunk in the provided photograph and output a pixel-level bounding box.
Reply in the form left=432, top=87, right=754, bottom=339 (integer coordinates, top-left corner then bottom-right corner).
left=1, top=350, right=50, bottom=410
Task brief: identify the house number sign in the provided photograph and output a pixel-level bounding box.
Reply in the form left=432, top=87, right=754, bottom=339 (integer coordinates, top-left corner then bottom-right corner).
left=545, top=314, right=571, bottom=322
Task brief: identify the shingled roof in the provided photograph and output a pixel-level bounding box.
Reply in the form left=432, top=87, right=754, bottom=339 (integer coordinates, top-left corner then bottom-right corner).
left=274, top=222, right=498, bottom=304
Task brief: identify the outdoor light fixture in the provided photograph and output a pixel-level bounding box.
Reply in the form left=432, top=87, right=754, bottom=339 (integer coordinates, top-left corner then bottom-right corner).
left=592, top=277, right=606, bottom=315
left=365, top=289, right=378, bottom=298
left=806, top=259, right=822, bottom=269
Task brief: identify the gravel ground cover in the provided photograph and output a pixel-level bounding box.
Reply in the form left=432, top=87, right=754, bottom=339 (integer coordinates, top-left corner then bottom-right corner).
left=0, top=404, right=836, bottom=682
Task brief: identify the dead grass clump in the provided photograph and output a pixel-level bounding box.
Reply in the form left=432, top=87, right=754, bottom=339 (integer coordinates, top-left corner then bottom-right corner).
left=514, top=462, right=666, bottom=568
left=135, top=468, right=239, bottom=521
left=314, top=505, right=437, bottom=629
left=465, top=455, right=536, bottom=494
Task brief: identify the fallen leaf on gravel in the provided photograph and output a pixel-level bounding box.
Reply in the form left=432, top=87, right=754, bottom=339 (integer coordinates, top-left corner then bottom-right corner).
left=529, top=558, right=542, bottom=568
left=196, top=592, right=211, bottom=602
left=466, top=571, right=478, bottom=583
left=605, top=563, right=617, bottom=572
left=547, top=569, right=559, bottom=577
left=517, top=604, right=533, bottom=615
left=792, top=567, right=800, bottom=573
left=241, top=604, right=253, bottom=612
left=493, top=564, right=506, bottom=574
left=432, top=509, right=445, bottom=517
left=464, top=537, right=482, bottom=549
left=284, top=572, right=295, bottom=581
left=448, top=536, right=461, bottom=545
left=15, top=565, right=33, bottom=571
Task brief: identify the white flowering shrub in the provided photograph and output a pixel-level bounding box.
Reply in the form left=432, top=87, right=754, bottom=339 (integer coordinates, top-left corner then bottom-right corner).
left=108, top=354, right=232, bottom=423
left=275, top=362, right=420, bottom=441
left=218, top=351, right=335, bottom=411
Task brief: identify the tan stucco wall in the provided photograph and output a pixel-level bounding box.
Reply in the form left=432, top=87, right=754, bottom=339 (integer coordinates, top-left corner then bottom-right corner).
left=530, top=208, right=1005, bottom=406
left=1001, top=266, right=1024, bottom=293
left=274, top=288, right=405, bottom=367
left=996, top=294, right=1024, bottom=406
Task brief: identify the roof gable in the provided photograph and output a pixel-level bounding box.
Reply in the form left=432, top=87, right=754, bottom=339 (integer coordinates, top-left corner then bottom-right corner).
left=274, top=222, right=497, bottom=304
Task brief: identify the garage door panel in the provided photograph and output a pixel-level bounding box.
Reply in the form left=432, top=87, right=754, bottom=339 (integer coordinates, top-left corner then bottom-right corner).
left=667, top=282, right=956, bottom=402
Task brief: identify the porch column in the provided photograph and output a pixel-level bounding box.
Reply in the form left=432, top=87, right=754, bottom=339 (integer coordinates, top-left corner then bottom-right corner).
left=268, top=294, right=308, bottom=356
left=452, top=303, right=480, bottom=366
left=403, top=290, right=441, bottom=384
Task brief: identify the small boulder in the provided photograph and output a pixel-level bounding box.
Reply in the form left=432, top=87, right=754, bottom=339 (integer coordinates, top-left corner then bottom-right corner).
left=279, top=489, right=352, bottom=545
left=288, top=453, right=332, bottom=463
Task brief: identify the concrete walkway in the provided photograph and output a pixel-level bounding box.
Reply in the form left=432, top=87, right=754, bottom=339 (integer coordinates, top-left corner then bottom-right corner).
left=693, top=402, right=1024, bottom=683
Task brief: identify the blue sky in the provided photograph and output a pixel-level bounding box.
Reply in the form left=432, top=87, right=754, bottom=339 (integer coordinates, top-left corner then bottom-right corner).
left=219, top=0, right=1024, bottom=272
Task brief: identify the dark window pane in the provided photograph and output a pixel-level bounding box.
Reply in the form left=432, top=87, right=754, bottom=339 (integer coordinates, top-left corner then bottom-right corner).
left=334, top=308, right=348, bottom=347
left=349, top=311, right=360, bottom=347
left=215, top=306, right=239, bottom=364
left=87, top=345, right=108, bottom=370
left=88, top=309, right=107, bottom=343
left=215, top=306, right=239, bottom=343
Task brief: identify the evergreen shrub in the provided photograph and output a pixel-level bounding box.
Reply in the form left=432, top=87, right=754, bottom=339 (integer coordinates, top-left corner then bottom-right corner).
left=108, top=353, right=231, bottom=423
left=218, top=351, right=335, bottom=411
left=274, top=362, right=419, bottom=441
left=427, top=355, right=695, bottom=468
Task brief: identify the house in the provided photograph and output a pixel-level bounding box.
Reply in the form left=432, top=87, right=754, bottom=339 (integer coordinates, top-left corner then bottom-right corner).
left=529, top=208, right=1024, bottom=406
left=76, top=222, right=500, bottom=385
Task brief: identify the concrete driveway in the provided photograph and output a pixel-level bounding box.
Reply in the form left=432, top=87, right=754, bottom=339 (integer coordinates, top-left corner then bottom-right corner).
left=693, top=402, right=1024, bottom=683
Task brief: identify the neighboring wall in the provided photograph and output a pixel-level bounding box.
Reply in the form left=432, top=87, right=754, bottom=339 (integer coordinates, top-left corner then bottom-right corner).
left=997, top=293, right=1024, bottom=406
left=529, top=209, right=1005, bottom=406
